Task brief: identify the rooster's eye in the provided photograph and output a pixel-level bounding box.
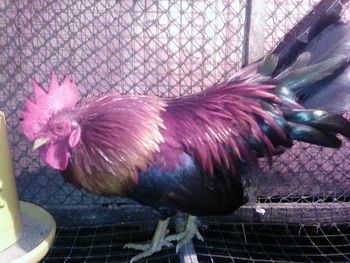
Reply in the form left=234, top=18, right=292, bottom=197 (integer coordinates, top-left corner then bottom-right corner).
left=54, top=123, right=65, bottom=133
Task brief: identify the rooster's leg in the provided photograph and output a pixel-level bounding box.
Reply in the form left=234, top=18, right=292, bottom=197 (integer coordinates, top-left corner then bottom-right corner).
left=165, top=215, right=204, bottom=253
left=124, top=217, right=173, bottom=262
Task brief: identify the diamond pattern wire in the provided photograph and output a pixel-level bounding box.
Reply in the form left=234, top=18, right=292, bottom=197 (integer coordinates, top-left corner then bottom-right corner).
left=41, top=220, right=350, bottom=263
left=195, top=222, right=350, bottom=263
left=42, top=219, right=180, bottom=263
left=264, top=0, right=321, bottom=53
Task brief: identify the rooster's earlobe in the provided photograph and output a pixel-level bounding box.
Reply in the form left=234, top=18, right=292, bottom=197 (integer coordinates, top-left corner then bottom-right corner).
left=69, top=125, right=81, bottom=148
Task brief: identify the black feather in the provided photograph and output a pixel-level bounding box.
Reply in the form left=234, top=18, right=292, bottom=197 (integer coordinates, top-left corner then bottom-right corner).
left=289, top=123, right=342, bottom=148
left=284, top=109, right=350, bottom=138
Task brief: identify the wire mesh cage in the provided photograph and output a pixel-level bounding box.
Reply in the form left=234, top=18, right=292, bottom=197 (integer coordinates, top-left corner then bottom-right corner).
left=1, top=0, right=350, bottom=262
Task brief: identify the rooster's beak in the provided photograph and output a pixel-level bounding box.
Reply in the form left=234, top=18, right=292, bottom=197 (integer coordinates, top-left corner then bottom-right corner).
left=33, top=137, right=50, bottom=150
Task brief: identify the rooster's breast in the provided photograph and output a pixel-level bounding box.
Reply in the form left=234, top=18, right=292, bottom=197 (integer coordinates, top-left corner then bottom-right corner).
left=128, top=153, right=245, bottom=217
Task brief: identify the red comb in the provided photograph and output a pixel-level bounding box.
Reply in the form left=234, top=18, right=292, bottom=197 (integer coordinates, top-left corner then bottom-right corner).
left=21, top=72, right=80, bottom=141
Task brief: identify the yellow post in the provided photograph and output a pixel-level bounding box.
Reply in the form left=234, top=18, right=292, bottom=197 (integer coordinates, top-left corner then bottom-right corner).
left=0, top=111, right=22, bottom=251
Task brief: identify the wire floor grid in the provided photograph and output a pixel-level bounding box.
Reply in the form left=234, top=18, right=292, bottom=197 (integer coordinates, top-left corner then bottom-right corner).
left=42, top=219, right=350, bottom=263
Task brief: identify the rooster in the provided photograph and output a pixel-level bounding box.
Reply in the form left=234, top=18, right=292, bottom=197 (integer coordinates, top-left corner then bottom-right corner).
left=21, top=1, right=350, bottom=262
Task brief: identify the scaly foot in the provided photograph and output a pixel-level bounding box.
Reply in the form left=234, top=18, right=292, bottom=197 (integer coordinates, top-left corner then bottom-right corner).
left=124, top=218, right=172, bottom=263
left=165, top=215, right=204, bottom=253
left=124, top=239, right=173, bottom=262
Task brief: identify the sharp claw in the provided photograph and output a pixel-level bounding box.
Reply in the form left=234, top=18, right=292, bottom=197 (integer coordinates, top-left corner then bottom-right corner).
left=124, top=243, right=132, bottom=249
left=130, top=249, right=153, bottom=263
left=175, top=233, right=191, bottom=253
left=124, top=242, right=151, bottom=251
left=123, top=243, right=132, bottom=249
left=195, top=230, right=204, bottom=241
left=176, top=244, right=180, bottom=254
